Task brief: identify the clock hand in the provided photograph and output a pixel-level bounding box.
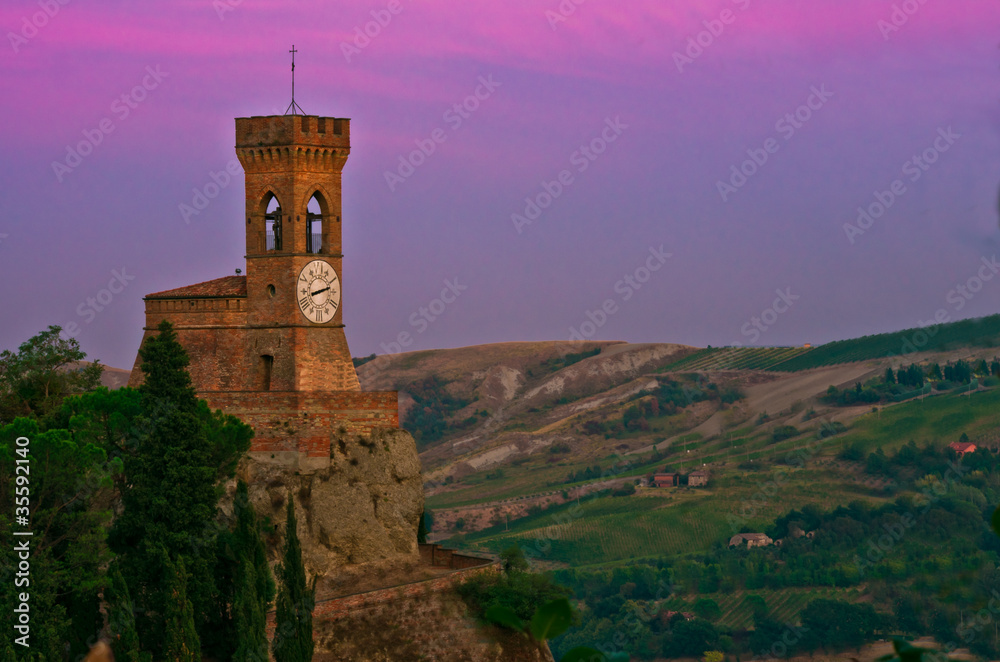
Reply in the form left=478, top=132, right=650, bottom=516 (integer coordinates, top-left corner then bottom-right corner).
left=311, top=286, right=330, bottom=296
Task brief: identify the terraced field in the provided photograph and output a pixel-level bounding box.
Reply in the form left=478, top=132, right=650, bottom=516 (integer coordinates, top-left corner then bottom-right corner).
left=661, top=346, right=812, bottom=372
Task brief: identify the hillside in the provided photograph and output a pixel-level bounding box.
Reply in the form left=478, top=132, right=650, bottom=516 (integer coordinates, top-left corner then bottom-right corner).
left=354, top=320, right=1000, bottom=660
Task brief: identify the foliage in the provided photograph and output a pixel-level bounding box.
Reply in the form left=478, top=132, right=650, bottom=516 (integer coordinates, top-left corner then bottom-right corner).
left=501, top=545, right=531, bottom=574
left=0, top=417, right=112, bottom=656
left=351, top=353, right=376, bottom=368
left=457, top=564, right=570, bottom=625
left=107, top=321, right=252, bottom=653
left=106, top=565, right=143, bottom=662
left=273, top=496, right=316, bottom=662
left=0, top=325, right=103, bottom=425
left=770, top=313, right=1000, bottom=371
left=402, top=375, right=473, bottom=448
left=163, top=554, right=201, bottom=662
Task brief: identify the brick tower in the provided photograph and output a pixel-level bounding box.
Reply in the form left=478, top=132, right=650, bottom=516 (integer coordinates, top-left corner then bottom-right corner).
left=238, top=115, right=359, bottom=392
left=128, top=114, right=398, bottom=469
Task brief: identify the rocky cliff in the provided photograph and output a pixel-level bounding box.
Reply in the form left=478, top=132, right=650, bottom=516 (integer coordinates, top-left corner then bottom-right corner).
left=225, top=427, right=425, bottom=579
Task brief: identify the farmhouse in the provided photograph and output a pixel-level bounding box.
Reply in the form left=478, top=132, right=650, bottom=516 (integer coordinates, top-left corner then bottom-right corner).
left=949, top=441, right=977, bottom=457
left=653, top=472, right=677, bottom=488
left=688, top=470, right=709, bottom=487
left=729, top=533, right=774, bottom=549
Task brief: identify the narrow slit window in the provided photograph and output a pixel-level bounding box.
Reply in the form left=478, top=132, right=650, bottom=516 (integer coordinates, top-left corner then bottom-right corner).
left=260, top=355, right=274, bottom=391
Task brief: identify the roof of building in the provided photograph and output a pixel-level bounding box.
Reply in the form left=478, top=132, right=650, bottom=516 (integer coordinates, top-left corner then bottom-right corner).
left=949, top=441, right=977, bottom=452
left=654, top=472, right=677, bottom=477
left=146, top=276, right=247, bottom=299
left=729, top=533, right=772, bottom=545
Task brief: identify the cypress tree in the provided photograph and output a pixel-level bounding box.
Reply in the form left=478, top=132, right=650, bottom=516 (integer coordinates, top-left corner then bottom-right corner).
left=233, top=564, right=268, bottom=662
left=234, top=480, right=276, bottom=611
left=417, top=509, right=429, bottom=544
left=110, top=320, right=251, bottom=650
left=106, top=566, right=142, bottom=662
left=163, top=555, right=200, bottom=662
left=273, top=496, right=315, bottom=662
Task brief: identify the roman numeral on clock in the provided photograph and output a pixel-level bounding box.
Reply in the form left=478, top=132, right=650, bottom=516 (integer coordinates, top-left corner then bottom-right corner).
left=299, top=296, right=311, bottom=309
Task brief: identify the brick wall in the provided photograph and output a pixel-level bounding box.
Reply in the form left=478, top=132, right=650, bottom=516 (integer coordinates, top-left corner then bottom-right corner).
left=205, top=390, right=399, bottom=457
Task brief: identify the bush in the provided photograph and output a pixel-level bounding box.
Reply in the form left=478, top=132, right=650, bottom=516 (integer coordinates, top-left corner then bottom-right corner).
left=838, top=442, right=865, bottom=462
left=456, top=566, right=571, bottom=625
left=772, top=425, right=799, bottom=442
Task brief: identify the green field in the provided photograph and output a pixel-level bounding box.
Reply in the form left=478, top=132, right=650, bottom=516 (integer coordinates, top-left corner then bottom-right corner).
left=443, top=387, right=1000, bottom=568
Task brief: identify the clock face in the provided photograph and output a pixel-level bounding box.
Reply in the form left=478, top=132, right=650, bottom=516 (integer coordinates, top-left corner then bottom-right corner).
left=297, top=260, right=340, bottom=323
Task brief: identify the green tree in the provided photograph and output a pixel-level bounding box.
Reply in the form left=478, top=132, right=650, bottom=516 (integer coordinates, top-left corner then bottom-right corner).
left=0, top=325, right=103, bottom=425
left=0, top=418, right=112, bottom=657
left=418, top=509, right=429, bottom=544
left=234, top=564, right=268, bottom=662
left=744, top=594, right=767, bottom=620
left=501, top=545, right=530, bottom=574
left=693, top=598, right=721, bottom=622
left=163, top=554, right=200, bottom=662
left=234, top=480, right=276, bottom=611
left=106, top=565, right=142, bottom=662
left=884, top=367, right=896, bottom=384
left=109, top=321, right=252, bottom=651
left=273, top=496, right=315, bottom=662
left=221, top=479, right=275, bottom=661
left=669, top=618, right=719, bottom=657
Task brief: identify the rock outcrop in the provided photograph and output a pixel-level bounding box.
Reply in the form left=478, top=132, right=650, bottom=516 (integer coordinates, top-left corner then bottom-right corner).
left=225, top=427, right=424, bottom=578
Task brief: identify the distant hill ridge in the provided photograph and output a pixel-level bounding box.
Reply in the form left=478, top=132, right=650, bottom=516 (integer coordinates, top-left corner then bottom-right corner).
left=662, top=313, right=1000, bottom=373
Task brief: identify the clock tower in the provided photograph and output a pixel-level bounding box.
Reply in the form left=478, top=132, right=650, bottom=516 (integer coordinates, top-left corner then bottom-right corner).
left=128, top=113, right=399, bottom=468
left=238, top=114, right=359, bottom=392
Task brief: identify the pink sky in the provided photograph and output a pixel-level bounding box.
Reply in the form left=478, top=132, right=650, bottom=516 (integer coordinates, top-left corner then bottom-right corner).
left=1, top=0, right=999, bottom=368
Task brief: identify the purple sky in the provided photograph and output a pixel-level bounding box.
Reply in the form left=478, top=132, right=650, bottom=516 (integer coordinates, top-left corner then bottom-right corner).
left=2, top=0, right=999, bottom=370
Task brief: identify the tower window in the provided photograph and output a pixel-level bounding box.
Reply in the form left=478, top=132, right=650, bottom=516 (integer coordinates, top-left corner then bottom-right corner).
left=265, top=195, right=282, bottom=251
left=306, top=194, right=323, bottom=254
left=260, top=355, right=274, bottom=391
